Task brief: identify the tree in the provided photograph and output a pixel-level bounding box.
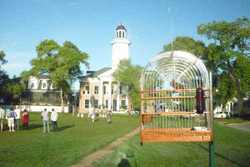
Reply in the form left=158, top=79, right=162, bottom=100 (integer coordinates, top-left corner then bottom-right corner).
left=162, top=36, right=230, bottom=108
left=0, top=50, right=7, bottom=65
left=0, top=50, right=8, bottom=102
left=22, top=40, right=89, bottom=112
left=163, top=36, right=206, bottom=57
left=197, top=17, right=250, bottom=115
left=0, top=51, right=26, bottom=104
left=4, top=76, right=26, bottom=104
left=112, top=59, right=143, bottom=110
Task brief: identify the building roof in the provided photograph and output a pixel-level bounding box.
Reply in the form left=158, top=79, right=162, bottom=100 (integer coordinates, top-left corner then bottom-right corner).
left=38, top=75, right=50, bottom=79
left=116, top=24, right=126, bottom=31
left=29, top=75, right=50, bottom=79
left=79, top=67, right=112, bottom=79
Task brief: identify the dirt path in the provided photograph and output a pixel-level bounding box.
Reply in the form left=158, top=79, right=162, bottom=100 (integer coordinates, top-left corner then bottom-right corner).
left=71, top=127, right=140, bottom=167
left=226, top=122, right=250, bottom=133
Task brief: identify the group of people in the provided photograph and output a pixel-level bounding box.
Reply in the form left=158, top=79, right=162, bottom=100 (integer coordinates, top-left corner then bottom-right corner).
left=0, top=105, right=29, bottom=132
left=41, top=108, right=59, bottom=133
left=0, top=105, right=59, bottom=133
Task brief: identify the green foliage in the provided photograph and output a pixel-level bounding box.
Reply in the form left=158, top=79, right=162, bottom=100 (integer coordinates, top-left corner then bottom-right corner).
left=163, top=36, right=206, bottom=57
left=21, top=39, right=89, bottom=108
left=0, top=50, right=7, bottom=65
left=4, top=76, right=26, bottom=100
left=198, top=17, right=250, bottom=114
left=0, top=73, right=26, bottom=104
left=0, top=71, right=9, bottom=101
left=112, top=59, right=143, bottom=110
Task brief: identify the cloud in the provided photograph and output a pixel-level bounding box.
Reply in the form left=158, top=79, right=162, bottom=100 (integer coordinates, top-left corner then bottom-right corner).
left=2, top=62, right=31, bottom=77
left=1, top=51, right=35, bottom=77
left=5, top=51, right=35, bottom=62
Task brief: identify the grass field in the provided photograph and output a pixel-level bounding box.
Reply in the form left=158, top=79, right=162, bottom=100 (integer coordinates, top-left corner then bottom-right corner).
left=214, top=117, right=250, bottom=125
left=94, top=118, right=250, bottom=167
left=1, top=114, right=250, bottom=167
left=0, top=112, right=139, bottom=167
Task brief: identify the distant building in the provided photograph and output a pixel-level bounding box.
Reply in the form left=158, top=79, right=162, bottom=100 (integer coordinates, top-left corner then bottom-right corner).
left=21, top=75, right=60, bottom=105
left=79, top=24, right=131, bottom=114
left=20, top=75, right=72, bottom=113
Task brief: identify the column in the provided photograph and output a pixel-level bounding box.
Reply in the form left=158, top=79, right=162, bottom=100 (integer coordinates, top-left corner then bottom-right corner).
left=126, top=86, right=129, bottom=111
left=117, top=82, right=120, bottom=112
left=108, top=81, right=112, bottom=111
left=99, top=81, right=103, bottom=106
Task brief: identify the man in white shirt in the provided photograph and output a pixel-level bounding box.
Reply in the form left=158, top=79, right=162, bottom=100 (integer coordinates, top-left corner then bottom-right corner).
left=0, top=106, right=5, bottom=132
left=41, top=108, right=49, bottom=133
left=51, top=108, right=58, bottom=131
left=14, top=105, right=21, bottom=131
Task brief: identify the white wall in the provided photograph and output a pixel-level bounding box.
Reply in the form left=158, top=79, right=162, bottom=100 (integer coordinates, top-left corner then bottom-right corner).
left=2, top=105, right=70, bottom=113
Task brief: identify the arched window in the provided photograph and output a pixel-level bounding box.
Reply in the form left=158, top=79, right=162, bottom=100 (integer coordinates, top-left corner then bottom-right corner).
left=119, top=31, right=121, bottom=38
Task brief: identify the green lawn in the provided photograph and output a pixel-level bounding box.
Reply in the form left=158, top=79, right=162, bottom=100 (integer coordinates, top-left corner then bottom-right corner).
left=94, top=120, right=250, bottom=167
left=214, top=117, right=250, bottom=125
left=0, top=112, right=139, bottom=167
left=1, top=114, right=250, bottom=167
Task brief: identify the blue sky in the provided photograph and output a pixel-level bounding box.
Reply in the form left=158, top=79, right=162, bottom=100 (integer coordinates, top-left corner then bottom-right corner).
left=0, top=0, right=250, bottom=89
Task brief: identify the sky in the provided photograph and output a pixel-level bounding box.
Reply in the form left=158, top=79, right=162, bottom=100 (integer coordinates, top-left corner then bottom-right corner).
left=0, top=0, right=250, bottom=90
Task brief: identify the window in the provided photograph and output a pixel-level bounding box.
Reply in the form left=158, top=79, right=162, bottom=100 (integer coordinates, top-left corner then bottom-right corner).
left=94, top=86, right=99, bottom=94
left=121, top=100, right=126, bottom=109
left=112, top=87, right=117, bottom=94
left=30, top=83, right=34, bottom=89
left=122, top=31, right=124, bottom=38
left=103, top=86, right=107, bottom=94
left=121, top=100, right=126, bottom=106
left=85, top=99, right=89, bottom=108
left=105, top=100, right=108, bottom=109
left=83, top=85, right=90, bottom=94
left=119, top=31, right=121, bottom=38
left=42, top=83, right=47, bottom=89
left=94, top=99, right=98, bottom=109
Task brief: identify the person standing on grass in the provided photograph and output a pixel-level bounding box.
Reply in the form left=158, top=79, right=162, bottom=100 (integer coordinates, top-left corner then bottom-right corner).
left=91, top=108, right=95, bottom=122
left=107, top=110, right=111, bottom=124
left=5, top=107, right=10, bottom=119
left=8, top=108, right=16, bottom=132
left=0, top=106, right=5, bottom=132
left=51, top=108, right=58, bottom=131
left=14, top=105, right=21, bottom=131
left=41, top=108, right=50, bottom=133
left=22, top=109, right=29, bottom=130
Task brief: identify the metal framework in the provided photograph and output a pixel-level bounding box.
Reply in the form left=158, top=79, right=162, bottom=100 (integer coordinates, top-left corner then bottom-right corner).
left=140, top=51, right=213, bottom=143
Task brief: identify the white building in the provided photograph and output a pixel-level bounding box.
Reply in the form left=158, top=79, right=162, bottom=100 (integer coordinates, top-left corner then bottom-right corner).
left=20, top=75, right=70, bottom=113
left=79, top=24, right=131, bottom=114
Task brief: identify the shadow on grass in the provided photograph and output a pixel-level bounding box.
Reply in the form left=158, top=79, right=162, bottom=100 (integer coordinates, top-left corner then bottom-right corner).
left=193, top=143, right=247, bottom=167
left=94, top=119, right=99, bottom=122
left=118, top=159, right=131, bottom=167
left=25, top=124, right=43, bottom=130
left=107, top=121, right=112, bottom=124
left=56, top=125, right=75, bottom=132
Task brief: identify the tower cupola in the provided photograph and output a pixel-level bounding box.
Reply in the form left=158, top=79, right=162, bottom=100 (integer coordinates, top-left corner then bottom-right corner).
left=116, top=24, right=126, bottom=38
left=111, top=24, right=131, bottom=69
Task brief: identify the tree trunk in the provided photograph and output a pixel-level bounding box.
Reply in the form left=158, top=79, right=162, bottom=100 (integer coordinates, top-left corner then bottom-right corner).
left=60, top=88, right=64, bottom=113
left=235, top=82, right=244, bottom=116
left=228, top=65, right=244, bottom=116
